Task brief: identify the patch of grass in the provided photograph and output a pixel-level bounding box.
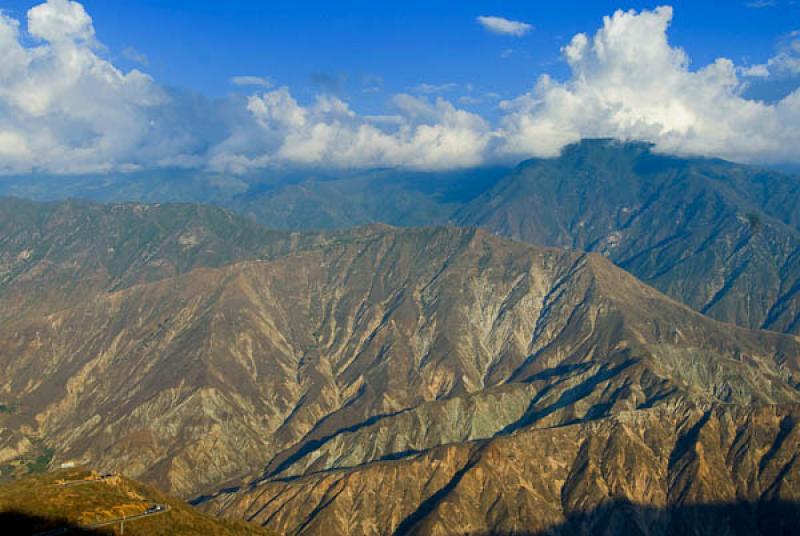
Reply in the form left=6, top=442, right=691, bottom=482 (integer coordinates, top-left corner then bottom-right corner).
left=27, top=448, right=54, bottom=475
left=0, top=439, right=55, bottom=481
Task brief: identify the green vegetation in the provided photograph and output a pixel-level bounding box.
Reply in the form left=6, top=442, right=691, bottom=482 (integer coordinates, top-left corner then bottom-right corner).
left=27, top=447, right=54, bottom=475
left=746, top=211, right=762, bottom=231
left=0, top=439, right=54, bottom=481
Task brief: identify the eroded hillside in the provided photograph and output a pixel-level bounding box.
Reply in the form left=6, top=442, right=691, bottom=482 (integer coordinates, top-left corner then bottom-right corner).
left=1, top=199, right=800, bottom=535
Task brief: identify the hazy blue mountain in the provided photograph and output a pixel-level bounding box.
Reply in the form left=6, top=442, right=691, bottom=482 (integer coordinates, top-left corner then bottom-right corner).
left=454, top=140, right=800, bottom=334
left=3, top=140, right=800, bottom=335
left=0, top=166, right=507, bottom=230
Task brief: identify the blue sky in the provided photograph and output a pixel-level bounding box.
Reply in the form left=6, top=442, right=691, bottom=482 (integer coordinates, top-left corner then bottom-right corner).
left=2, top=0, right=797, bottom=106
left=0, top=0, right=798, bottom=174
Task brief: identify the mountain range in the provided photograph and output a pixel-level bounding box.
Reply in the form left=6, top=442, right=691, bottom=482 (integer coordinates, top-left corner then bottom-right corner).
left=5, top=140, right=800, bottom=338
left=3, top=140, right=800, bottom=534
left=1, top=195, right=800, bottom=534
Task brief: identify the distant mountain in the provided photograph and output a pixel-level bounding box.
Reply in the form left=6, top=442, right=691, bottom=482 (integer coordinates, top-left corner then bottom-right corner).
left=454, top=140, right=800, bottom=334
left=0, top=197, right=304, bottom=323
left=1, top=199, right=800, bottom=536
left=0, top=167, right=506, bottom=230
left=3, top=141, right=800, bottom=338
left=226, top=167, right=505, bottom=230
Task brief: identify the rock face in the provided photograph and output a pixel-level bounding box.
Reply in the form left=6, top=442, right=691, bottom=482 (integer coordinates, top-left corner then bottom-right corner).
left=1, top=198, right=800, bottom=534
left=207, top=404, right=800, bottom=536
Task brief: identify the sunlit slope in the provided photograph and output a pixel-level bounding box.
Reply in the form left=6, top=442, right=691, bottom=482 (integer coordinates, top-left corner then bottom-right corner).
left=0, top=468, right=275, bottom=535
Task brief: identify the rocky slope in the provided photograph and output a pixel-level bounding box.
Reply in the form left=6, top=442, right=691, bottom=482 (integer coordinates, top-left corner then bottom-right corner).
left=2, top=199, right=800, bottom=534
left=207, top=404, right=800, bottom=536
left=455, top=140, right=800, bottom=334
left=0, top=197, right=305, bottom=323
left=6, top=142, right=800, bottom=339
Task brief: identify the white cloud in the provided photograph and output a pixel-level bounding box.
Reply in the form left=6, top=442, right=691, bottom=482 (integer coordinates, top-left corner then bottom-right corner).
left=27, top=0, right=94, bottom=42
left=497, top=6, right=800, bottom=165
left=231, top=75, right=273, bottom=88
left=411, top=82, right=458, bottom=94
left=210, top=90, right=493, bottom=172
left=742, top=31, right=800, bottom=78
left=0, top=0, right=492, bottom=175
left=0, top=0, right=206, bottom=174
left=742, top=64, right=771, bottom=78
left=0, top=1, right=799, bottom=175
left=477, top=16, right=533, bottom=37
left=122, top=46, right=149, bottom=66
left=458, top=95, right=482, bottom=105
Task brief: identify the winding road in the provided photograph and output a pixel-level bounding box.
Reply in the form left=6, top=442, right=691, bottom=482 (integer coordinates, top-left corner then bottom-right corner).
left=32, top=499, right=170, bottom=535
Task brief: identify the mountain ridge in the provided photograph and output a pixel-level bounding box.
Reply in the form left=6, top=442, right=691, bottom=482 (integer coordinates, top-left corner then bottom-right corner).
left=204, top=403, right=800, bottom=536
left=2, top=198, right=800, bottom=534
left=4, top=139, right=800, bottom=337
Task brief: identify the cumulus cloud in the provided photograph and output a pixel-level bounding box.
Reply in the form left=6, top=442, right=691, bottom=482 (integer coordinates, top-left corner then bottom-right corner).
left=743, top=30, right=800, bottom=78
left=0, top=0, right=208, bottom=174
left=477, top=16, right=533, bottom=37
left=210, top=89, right=493, bottom=172
left=1, top=1, right=800, bottom=175
left=0, top=0, right=492, bottom=175
left=27, top=0, right=94, bottom=42
left=497, top=6, right=800, bottom=165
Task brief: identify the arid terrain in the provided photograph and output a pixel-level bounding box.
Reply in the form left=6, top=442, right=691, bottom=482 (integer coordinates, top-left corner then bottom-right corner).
left=1, top=198, right=800, bottom=534
left=1, top=0, right=799, bottom=533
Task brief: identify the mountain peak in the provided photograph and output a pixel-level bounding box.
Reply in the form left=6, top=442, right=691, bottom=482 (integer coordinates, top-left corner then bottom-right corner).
left=564, top=137, right=655, bottom=153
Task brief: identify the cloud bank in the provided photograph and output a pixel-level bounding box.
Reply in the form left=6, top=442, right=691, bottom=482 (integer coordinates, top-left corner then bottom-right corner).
left=210, top=90, right=492, bottom=172
left=0, top=1, right=798, bottom=175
